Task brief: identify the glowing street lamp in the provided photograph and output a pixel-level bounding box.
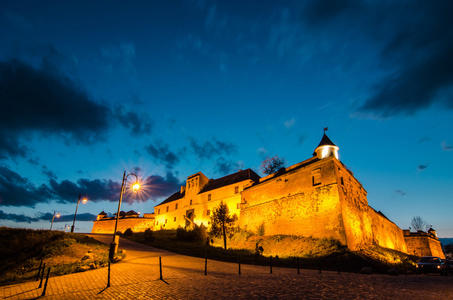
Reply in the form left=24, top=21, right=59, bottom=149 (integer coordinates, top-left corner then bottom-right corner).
left=50, top=211, right=60, bottom=230
left=71, top=193, right=87, bottom=233
left=109, top=171, right=140, bottom=261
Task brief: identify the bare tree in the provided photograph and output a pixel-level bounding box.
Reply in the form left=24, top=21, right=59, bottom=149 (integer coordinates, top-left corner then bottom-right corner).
left=411, top=216, right=429, bottom=231
left=260, top=155, right=285, bottom=175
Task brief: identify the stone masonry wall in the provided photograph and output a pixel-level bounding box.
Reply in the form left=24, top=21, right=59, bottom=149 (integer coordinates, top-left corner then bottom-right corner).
left=239, top=158, right=347, bottom=245
left=405, top=235, right=445, bottom=259
left=370, top=210, right=407, bottom=253
left=91, top=218, right=155, bottom=234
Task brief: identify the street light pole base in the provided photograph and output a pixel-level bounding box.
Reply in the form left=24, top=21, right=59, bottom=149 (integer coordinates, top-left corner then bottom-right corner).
left=109, top=235, right=120, bottom=262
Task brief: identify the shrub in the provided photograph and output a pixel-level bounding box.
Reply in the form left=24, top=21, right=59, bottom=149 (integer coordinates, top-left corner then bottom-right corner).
left=144, top=229, right=154, bottom=242
left=123, top=228, right=133, bottom=236
left=257, top=222, right=265, bottom=236
left=176, top=224, right=208, bottom=243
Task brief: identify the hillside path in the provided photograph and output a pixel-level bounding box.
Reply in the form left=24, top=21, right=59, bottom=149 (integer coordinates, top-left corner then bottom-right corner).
left=1, top=234, right=453, bottom=299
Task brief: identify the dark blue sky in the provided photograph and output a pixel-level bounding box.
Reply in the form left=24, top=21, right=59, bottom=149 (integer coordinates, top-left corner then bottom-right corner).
left=1, top=0, right=452, bottom=235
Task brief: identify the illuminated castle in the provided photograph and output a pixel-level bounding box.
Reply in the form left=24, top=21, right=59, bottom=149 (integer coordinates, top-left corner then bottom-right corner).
left=93, top=132, right=444, bottom=258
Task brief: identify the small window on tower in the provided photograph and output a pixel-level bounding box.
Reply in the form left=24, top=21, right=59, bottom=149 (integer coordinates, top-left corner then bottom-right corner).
left=174, top=217, right=176, bottom=222
left=340, top=177, right=344, bottom=185
left=312, top=168, right=321, bottom=186
left=190, top=199, right=192, bottom=205
left=165, top=219, right=167, bottom=224
left=208, top=194, right=211, bottom=201
left=175, top=203, right=178, bottom=209
left=234, top=186, right=239, bottom=194
left=166, top=206, right=169, bottom=212
left=207, top=210, right=210, bottom=216
left=158, top=209, right=160, bottom=215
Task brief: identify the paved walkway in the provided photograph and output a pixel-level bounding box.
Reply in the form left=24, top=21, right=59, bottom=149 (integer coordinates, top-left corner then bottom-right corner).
left=2, top=234, right=453, bottom=299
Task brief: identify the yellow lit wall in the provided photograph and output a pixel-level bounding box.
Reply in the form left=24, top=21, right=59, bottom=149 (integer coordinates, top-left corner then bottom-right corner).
left=239, top=157, right=347, bottom=245
left=91, top=217, right=155, bottom=234
left=153, top=172, right=255, bottom=230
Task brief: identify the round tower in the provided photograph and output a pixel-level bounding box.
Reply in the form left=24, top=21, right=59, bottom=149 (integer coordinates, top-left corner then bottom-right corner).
left=314, top=132, right=339, bottom=159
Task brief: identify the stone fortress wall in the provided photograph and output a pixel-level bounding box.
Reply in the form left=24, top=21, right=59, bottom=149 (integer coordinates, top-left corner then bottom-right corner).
left=91, top=216, right=154, bottom=234
left=91, top=133, right=444, bottom=259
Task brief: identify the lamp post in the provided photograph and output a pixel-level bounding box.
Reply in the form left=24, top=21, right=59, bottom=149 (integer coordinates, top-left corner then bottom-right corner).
left=50, top=211, right=60, bottom=230
left=109, top=171, right=140, bottom=261
left=71, top=193, right=87, bottom=233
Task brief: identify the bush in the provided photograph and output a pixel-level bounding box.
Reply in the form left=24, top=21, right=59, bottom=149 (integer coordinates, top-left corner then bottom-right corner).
left=257, top=222, right=265, bottom=236
left=176, top=224, right=208, bottom=243
left=144, top=229, right=154, bottom=242
left=123, top=228, right=133, bottom=236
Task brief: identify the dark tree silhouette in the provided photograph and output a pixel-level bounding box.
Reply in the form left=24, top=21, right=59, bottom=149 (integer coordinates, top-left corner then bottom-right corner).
left=210, top=201, right=237, bottom=250
left=260, top=155, right=285, bottom=175
left=411, top=216, right=429, bottom=231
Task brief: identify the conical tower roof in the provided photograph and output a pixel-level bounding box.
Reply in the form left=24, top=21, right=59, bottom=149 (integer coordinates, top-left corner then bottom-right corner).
left=316, top=133, right=337, bottom=148
left=314, top=132, right=339, bottom=159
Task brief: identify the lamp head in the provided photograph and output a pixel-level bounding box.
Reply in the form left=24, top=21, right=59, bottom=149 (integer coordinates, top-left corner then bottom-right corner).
left=132, top=182, right=140, bottom=193
left=56, top=212, right=60, bottom=218
left=82, top=197, right=87, bottom=204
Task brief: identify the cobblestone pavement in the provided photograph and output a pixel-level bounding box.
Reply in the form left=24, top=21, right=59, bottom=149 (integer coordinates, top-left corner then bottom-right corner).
left=2, top=234, right=453, bottom=299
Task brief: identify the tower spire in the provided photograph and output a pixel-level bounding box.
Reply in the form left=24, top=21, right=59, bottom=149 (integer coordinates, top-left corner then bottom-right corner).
left=314, top=129, right=339, bottom=159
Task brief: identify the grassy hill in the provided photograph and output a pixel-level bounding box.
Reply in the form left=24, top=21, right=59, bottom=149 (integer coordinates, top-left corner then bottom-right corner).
left=0, top=227, right=109, bottom=286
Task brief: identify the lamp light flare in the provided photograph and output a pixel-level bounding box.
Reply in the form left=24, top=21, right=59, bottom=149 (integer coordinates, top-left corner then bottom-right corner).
left=56, top=212, right=60, bottom=218
left=133, top=182, right=140, bottom=192
left=82, top=197, right=87, bottom=204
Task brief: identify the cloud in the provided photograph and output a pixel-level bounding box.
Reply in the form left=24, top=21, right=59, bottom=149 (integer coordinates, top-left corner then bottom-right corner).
left=141, top=171, right=183, bottom=201
left=113, top=105, right=153, bottom=136
left=0, top=164, right=181, bottom=207
left=49, top=178, right=120, bottom=203
left=297, top=134, right=307, bottom=145
left=284, top=118, right=295, bottom=129
left=418, top=137, right=430, bottom=144
left=0, top=59, right=111, bottom=159
left=441, top=141, right=452, bottom=151
left=0, top=210, right=97, bottom=223
left=395, top=190, right=406, bottom=196
left=214, top=157, right=244, bottom=176
left=257, top=147, right=268, bottom=157
left=53, top=212, right=97, bottom=222
left=188, top=137, right=237, bottom=160
left=0, top=166, right=53, bottom=207
left=355, top=1, right=453, bottom=116
left=145, top=141, right=180, bottom=169
left=100, top=43, right=137, bottom=77
left=417, top=164, right=428, bottom=171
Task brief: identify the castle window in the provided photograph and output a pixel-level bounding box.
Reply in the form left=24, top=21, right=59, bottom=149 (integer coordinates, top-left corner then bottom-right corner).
left=340, top=177, right=344, bottom=185
left=165, top=219, right=167, bottom=224
left=156, top=221, right=158, bottom=225
left=207, top=210, right=210, bottom=216
left=234, top=186, right=239, bottom=194
left=166, top=206, right=169, bottom=212
left=190, top=199, right=192, bottom=205
left=174, top=217, right=176, bottom=222
left=158, top=209, right=160, bottom=215
left=175, top=203, right=178, bottom=209
left=312, top=168, right=321, bottom=186
left=208, top=194, right=211, bottom=201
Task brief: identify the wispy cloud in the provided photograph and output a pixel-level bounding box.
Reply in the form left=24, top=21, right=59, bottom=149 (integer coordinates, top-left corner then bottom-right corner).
left=441, top=141, right=452, bottom=151
left=417, top=163, right=428, bottom=171
left=284, top=118, right=295, bottom=129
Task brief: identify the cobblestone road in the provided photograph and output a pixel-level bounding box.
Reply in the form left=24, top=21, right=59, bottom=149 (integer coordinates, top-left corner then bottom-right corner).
left=2, top=234, right=453, bottom=299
